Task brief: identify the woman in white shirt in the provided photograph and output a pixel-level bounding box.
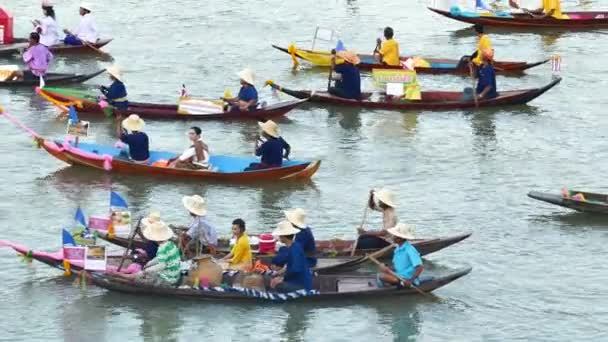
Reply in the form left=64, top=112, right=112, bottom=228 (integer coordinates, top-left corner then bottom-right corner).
left=34, top=2, right=60, bottom=47
left=169, top=126, right=210, bottom=170
left=63, top=2, right=98, bottom=45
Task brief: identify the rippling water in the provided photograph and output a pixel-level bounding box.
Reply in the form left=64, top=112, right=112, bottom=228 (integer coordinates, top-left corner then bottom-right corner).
left=1, top=0, right=608, bottom=341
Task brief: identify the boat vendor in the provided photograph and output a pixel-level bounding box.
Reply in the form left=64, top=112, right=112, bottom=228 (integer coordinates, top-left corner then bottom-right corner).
left=329, top=48, right=362, bottom=100
left=357, top=188, right=398, bottom=249
left=117, top=114, right=150, bottom=164
left=223, top=68, right=258, bottom=112
left=63, top=2, right=99, bottom=45
left=220, top=218, right=253, bottom=271
left=178, top=195, right=218, bottom=258
left=34, top=1, right=61, bottom=47
left=100, top=66, right=129, bottom=111
left=269, top=221, right=313, bottom=293
left=10, top=32, right=53, bottom=81
left=510, top=0, right=569, bottom=19
left=110, top=220, right=181, bottom=286
left=376, top=223, right=423, bottom=287
left=168, top=126, right=210, bottom=170
left=374, top=26, right=400, bottom=66
left=476, top=49, right=498, bottom=100
left=284, top=208, right=317, bottom=268
left=245, top=120, right=291, bottom=171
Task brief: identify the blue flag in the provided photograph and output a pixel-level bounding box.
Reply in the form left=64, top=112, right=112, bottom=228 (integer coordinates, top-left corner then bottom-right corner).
left=110, top=191, right=128, bottom=208
left=74, top=207, right=87, bottom=228
left=335, top=40, right=346, bottom=52
left=68, top=105, right=79, bottom=123
left=62, top=229, right=76, bottom=246
left=476, top=0, right=491, bottom=10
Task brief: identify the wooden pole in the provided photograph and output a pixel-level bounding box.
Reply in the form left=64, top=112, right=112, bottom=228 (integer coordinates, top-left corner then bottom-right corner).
left=368, top=255, right=440, bottom=300
left=117, top=217, right=142, bottom=272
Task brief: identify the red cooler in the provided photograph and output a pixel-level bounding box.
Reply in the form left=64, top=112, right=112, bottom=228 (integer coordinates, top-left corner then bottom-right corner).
left=0, top=7, right=14, bottom=44
left=258, top=233, right=276, bottom=254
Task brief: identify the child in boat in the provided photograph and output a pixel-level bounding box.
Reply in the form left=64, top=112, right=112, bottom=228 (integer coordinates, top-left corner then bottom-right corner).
left=34, top=1, right=60, bottom=47
left=223, top=68, right=258, bottom=112
left=245, top=120, right=291, bottom=170
left=269, top=221, right=313, bottom=293
left=220, top=218, right=253, bottom=271
left=376, top=223, right=423, bottom=287
left=63, top=3, right=99, bottom=45
left=168, top=126, right=210, bottom=170
left=117, top=114, right=150, bottom=164
left=374, top=27, right=400, bottom=66
left=100, top=66, right=129, bottom=111
left=284, top=208, right=317, bottom=268
left=329, top=48, right=362, bottom=100
left=357, top=189, right=398, bottom=250
left=476, top=49, right=498, bottom=100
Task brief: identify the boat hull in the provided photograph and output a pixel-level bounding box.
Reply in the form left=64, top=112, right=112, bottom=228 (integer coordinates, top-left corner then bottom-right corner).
left=0, top=70, right=104, bottom=88
left=0, top=38, right=113, bottom=57
left=528, top=190, right=608, bottom=214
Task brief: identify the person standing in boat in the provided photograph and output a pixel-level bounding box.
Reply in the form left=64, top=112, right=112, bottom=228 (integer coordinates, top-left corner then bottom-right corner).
left=11, top=32, right=53, bottom=81
left=100, top=66, right=129, bottom=111
left=245, top=120, right=291, bottom=170
left=376, top=223, right=423, bottom=288
left=476, top=49, right=498, bottom=100
left=168, top=126, right=210, bottom=170
left=179, top=195, right=218, bottom=257
left=356, top=188, right=398, bottom=249
left=33, top=1, right=61, bottom=47
left=284, top=208, right=317, bottom=268
left=220, top=218, right=253, bottom=271
left=374, top=27, right=400, bottom=66
left=329, top=47, right=362, bottom=100
left=117, top=114, right=150, bottom=164
left=269, top=221, right=313, bottom=293
left=63, top=2, right=98, bottom=45
left=223, top=68, right=258, bottom=112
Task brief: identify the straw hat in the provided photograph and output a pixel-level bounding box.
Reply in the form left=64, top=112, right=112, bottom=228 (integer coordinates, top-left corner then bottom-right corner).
left=105, top=66, right=122, bottom=81
left=80, top=2, right=93, bottom=11
left=142, top=212, right=163, bottom=228
left=142, top=221, right=174, bottom=242
left=182, top=195, right=207, bottom=216
left=122, top=114, right=145, bottom=131
left=237, top=68, right=255, bottom=85
left=41, top=0, right=53, bottom=7
left=387, top=223, right=415, bottom=240
left=374, top=188, right=397, bottom=208
left=272, top=220, right=300, bottom=237
left=258, top=120, right=279, bottom=138
left=284, top=208, right=306, bottom=228
left=336, top=50, right=361, bottom=65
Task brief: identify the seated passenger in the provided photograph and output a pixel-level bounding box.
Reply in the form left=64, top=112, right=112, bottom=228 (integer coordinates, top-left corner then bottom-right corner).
left=377, top=223, right=423, bottom=287
left=168, top=126, right=210, bottom=170
left=224, top=68, right=258, bottom=112
left=100, top=66, right=129, bottom=111
left=117, top=114, right=150, bottom=164
left=221, top=218, right=253, bottom=271
left=63, top=3, right=99, bottom=45
left=284, top=208, right=317, bottom=268
left=329, top=49, right=362, bottom=100
left=245, top=120, right=291, bottom=170
left=269, top=221, right=313, bottom=293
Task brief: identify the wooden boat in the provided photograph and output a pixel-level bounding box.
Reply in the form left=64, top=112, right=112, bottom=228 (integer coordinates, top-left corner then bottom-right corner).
left=267, top=77, right=561, bottom=111
left=0, top=38, right=113, bottom=57
left=0, top=70, right=104, bottom=88
left=272, top=45, right=548, bottom=75
left=428, top=7, right=608, bottom=29
left=37, top=87, right=307, bottom=120
left=89, top=267, right=472, bottom=302
left=528, top=190, right=608, bottom=214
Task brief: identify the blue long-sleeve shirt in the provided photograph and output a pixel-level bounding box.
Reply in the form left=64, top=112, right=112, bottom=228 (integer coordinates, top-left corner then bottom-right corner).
left=295, top=227, right=317, bottom=268
left=102, top=80, right=129, bottom=110
left=271, top=241, right=313, bottom=291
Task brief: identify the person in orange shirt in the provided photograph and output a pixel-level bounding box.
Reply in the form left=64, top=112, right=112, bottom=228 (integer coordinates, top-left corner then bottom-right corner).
left=374, top=27, right=400, bottom=66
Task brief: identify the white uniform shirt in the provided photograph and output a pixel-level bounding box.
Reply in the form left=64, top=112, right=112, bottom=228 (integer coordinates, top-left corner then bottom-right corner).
left=37, top=16, right=61, bottom=47
left=74, top=13, right=98, bottom=42
left=179, top=138, right=210, bottom=168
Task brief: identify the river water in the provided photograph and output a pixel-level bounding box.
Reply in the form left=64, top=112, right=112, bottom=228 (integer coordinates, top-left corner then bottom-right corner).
left=1, top=0, right=607, bottom=341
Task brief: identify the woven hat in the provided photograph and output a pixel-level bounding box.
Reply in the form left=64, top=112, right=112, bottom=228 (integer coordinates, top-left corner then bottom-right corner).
left=387, top=223, right=415, bottom=240
left=237, top=68, right=255, bottom=85
left=105, top=66, right=122, bottom=81
left=337, top=50, right=361, bottom=65
left=272, top=220, right=300, bottom=237
left=142, top=221, right=174, bottom=242
left=182, top=195, right=207, bottom=216
left=258, top=120, right=279, bottom=138
left=374, top=189, right=397, bottom=208
left=284, top=208, right=306, bottom=228
left=122, top=114, right=145, bottom=131
left=142, top=212, right=163, bottom=228
left=80, top=2, right=93, bottom=11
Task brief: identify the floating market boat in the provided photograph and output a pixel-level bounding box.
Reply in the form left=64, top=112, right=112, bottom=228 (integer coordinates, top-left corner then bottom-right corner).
left=0, top=38, right=113, bottom=57
left=528, top=190, right=608, bottom=214
left=0, top=70, right=104, bottom=88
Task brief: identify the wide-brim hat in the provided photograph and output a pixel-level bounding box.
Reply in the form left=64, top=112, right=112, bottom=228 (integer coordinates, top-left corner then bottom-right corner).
left=142, top=212, right=164, bottom=228
left=41, top=0, right=53, bottom=7
left=122, top=114, right=145, bottom=131
left=337, top=50, right=361, bottom=65
left=182, top=195, right=207, bottom=216
left=258, top=120, right=279, bottom=138
left=80, top=2, right=92, bottom=11
left=272, top=220, right=300, bottom=237
left=387, top=223, right=415, bottom=240
left=237, top=68, right=255, bottom=85
left=284, top=208, right=306, bottom=228
left=374, top=188, right=397, bottom=208
left=142, top=221, right=174, bottom=242
left=105, top=66, right=122, bottom=81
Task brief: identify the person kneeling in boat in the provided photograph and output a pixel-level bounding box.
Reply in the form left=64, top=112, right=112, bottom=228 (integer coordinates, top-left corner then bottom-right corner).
left=269, top=221, right=313, bottom=293
left=374, top=27, right=400, bottom=67
left=117, top=114, right=150, bottom=164
left=220, top=218, right=253, bottom=271
left=476, top=49, right=498, bottom=100
left=377, top=223, right=423, bottom=288
left=245, top=120, right=291, bottom=171
left=285, top=208, right=317, bottom=268
left=179, top=195, right=218, bottom=258
left=63, top=3, right=99, bottom=45
left=357, top=189, right=398, bottom=250
left=100, top=66, right=129, bottom=111
left=223, top=68, right=258, bottom=112
left=168, top=126, right=210, bottom=170
left=10, top=32, right=53, bottom=81
left=329, top=49, right=362, bottom=100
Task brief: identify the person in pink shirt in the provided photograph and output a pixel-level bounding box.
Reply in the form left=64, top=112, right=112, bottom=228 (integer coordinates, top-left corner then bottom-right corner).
left=12, top=32, right=54, bottom=81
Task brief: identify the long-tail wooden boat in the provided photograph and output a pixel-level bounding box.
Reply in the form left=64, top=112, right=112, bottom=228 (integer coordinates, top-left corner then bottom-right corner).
left=0, top=38, right=113, bottom=57
left=272, top=45, right=548, bottom=75
left=90, top=267, right=472, bottom=302
left=528, top=190, right=608, bottom=214
left=0, top=70, right=104, bottom=88
left=428, top=7, right=608, bottom=29
left=37, top=87, right=307, bottom=120
left=267, top=77, right=561, bottom=111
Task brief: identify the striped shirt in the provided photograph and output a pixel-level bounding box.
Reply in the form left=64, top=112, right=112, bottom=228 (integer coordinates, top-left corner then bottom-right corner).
left=155, top=241, right=181, bottom=284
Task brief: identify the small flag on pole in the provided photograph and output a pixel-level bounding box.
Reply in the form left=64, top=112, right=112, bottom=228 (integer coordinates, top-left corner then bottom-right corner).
left=39, top=75, right=45, bottom=89
left=62, top=229, right=76, bottom=246
left=68, top=105, right=79, bottom=124
left=74, top=207, right=87, bottom=228
left=180, top=84, right=189, bottom=98
left=110, top=191, right=128, bottom=209
left=476, top=0, right=491, bottom=10
left=335, top=40, right=346, bottom=52
left=551, top=55, right=561, bottom=72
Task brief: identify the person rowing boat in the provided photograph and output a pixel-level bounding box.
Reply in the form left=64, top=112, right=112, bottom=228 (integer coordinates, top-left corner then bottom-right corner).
left=116, top=114, right=150, bottom=164
left=245, top=120, right=291, bottom=170
left=63, top=2, right=99, bottom=45
left=476, top=49, right=498, bottom=100
left=329, top=45, right=362, bottom=100
left=100, top=66, right=129, bottom=111
left=33, top=0, right=60, bottom=47
left=269, top=220, right=313, bottom=293
left=456, top=24, right=492, bottom=75
left=223, top=68, right=258, bottom=112
left=509, top=0, right=569, bottom=19
left=376, top=223, right=424, bottom=288
left=357, top=189, right=398, bottom=249
left=374, top=27, right=400, bottom=66
left=284, top=208, right=317, bottom=268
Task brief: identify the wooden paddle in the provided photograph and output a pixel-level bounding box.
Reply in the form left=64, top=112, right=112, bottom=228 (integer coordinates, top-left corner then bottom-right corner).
left=117, top=217, right=143, bottom=272
left=64, top=30, right=112, bottom=58
left=350, top=202, right=370, bottom=256
left=469, top=63, right=479, bottom=108
left=328, top=49, right=336, bottom=91
left=368, top=255, right=440, bottom=300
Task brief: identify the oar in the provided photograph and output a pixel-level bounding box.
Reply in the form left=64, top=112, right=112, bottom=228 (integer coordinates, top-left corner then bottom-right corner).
left=368, top=255, right=440, bottom=300
left=117, top=217, right=143, bottom=272
left=327, top=49, right=336, bottom=91
left=469, top=63, right=479, bottom=108
left=65, top=30, right=112, bottom=58
left=350, top=204, right=369, bottom=256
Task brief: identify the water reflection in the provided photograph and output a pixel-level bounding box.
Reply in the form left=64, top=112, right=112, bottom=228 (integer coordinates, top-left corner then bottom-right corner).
left=326, top=106, right=364, bottom=131
left=376, top=301, right=422, bottom=341
left=280, top=303, right=313, bottom=341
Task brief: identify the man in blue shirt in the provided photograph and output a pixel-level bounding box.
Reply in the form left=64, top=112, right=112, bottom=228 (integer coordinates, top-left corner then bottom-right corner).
left=284, top=208, right=317, bottom=268
left=329, top=49, right=362, bottom=100
left=117, top=114, right=149, bottom=164
left=476, top=49, right=498, bottom=100
left=101, top=66, right=129, bottom=110
left=270, top=220, right=313, bottom=293
left=245, top=120, right=291, bottom=171
left=224, top=68, right=258, bottom=112
left=377, top=223, right=423, bottom=287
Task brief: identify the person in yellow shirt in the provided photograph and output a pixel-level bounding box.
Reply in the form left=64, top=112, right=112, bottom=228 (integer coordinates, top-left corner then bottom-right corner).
left=510, top=0, right=569, bottom=19
left=471, top=24, right=492, bottom=67
left=374, top=27, right=400, bottom=66
left=221, top=218, right=252, bottom=271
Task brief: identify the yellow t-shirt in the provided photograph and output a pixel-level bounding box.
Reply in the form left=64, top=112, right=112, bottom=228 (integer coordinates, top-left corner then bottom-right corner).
left=543, top=0, right=568, bottom=19
left=230, top=234, right=252, bottom=266
left=379, top=39, right=400, bottom=66
left=472, top=35, right=492, bottom=66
